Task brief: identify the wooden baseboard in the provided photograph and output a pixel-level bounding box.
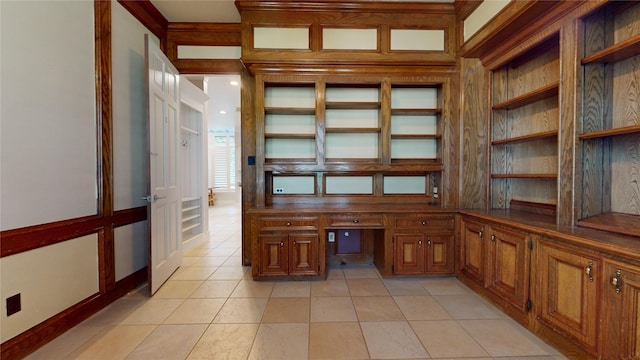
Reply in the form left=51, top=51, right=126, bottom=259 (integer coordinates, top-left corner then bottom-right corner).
left=0, top=267, right=147, bottom=360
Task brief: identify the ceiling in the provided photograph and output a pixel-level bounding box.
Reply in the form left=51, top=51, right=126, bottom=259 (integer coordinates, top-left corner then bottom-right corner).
left=150, top=0, right=241, bottom=23
left=149, top=0, right=454, bottom=23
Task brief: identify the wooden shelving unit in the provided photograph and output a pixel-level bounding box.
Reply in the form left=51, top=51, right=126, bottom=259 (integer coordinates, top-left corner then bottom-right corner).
left=490, top=36, right=560, bottom=212
left=256, top=77, right=449, bottom=206
left=577, top=2, right=640, bottom=237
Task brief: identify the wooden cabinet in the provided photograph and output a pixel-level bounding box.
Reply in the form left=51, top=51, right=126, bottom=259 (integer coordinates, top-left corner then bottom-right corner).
left=486, top=226, right=530, bottom=312
left=535, top=238, right=600, bottom=353
left=577, top=1, right=640, bottom=238
left=459, top=217, right=486, bottom=284
left=601, top=259, right=640, bottom=360
left=393, top=214, right=454, bottom=275
left=460, top=216, right=531, bottom=315
left=254, top=216, right=319, bottom=278
left=490, top=35, right=560, bottom=215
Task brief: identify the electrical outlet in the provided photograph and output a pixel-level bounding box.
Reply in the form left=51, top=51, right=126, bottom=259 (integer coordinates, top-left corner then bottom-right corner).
left=274, top=188, right=285, bottom=194
left=328, top=232, right=335, bottom=242
left=7, top=293, right=21, bottom=316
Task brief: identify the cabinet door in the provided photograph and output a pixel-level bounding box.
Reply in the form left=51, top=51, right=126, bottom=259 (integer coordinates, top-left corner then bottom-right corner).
left=602, top=260, right=640, bottom=360
left=536, top=241, right=599, bottom=352
left=425, top=234, right=454, bottom=274
left=258, top=234, right=289, bottom=276
left=486, top=227, right=530, bottom=312
left=394, top=234, right=425, bottom=275
left=289, top=233, right=318, bottom=276
left=460, top=218, right=486, bottom=284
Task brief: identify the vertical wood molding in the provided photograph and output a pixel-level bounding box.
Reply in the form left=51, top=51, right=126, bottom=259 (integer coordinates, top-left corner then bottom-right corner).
left=95, top=0, right=115, bottom=292
left=558, top=17, right=578, bottom=226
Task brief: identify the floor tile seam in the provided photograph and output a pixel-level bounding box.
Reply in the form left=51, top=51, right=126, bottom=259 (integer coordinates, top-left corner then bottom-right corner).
left=78, top=323, right=160, bottom=360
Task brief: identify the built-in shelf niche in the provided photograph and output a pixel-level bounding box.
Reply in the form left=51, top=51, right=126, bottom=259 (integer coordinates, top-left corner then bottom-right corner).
left=577, top=1, right=640, bottom=237
left=490, top=35, right=560, bottom=212
left=325, top=84, right=381, bottom=162
left=263, top=83, right=317, bottom=163
left=390, top=85, right=441, bottom=163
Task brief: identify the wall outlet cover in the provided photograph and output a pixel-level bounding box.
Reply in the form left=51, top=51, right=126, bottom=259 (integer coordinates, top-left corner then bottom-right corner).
left=6, top=293, right=21, bottom=316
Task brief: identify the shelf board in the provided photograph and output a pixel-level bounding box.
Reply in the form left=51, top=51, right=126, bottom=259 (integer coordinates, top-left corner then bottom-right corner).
left=492, top=130, right=558, bottom=145
left=492, top=82, right=559, bottom=110
left=182, top=205, right=201, bottom=212
left=391, top=134, right=441, bottom=139
left=265, top=107, right=315, bottom=115
left=581, top=34, right=640, bottom=65
left=180, top=126, right=199, bottom=135
left=182, top=222, right=201, bottom=232
left=325, top=127, right=381, bottom=133
left=182, top=197, right=200, bottom=202
left=264, top=163, right=443, bottom=173
left=491, top=173, right=557, bottom=179
left=182, top=214, right=201, bottom=222
left=578, top=212, right=640, bottom=238
left=578, top=124, right=640, bottom=140
left=391, top=108, right=441, bottom=115
left=326, top=101, right=381, bottom=109
left=265, top=133, right=316, bottom=139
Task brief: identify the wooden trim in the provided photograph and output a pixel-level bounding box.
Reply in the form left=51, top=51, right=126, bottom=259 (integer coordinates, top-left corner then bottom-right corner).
left=0, top=207, right=147, bottom=258
left=454, top=0, right=482, bottom=21
left=0, top=267, right=148, bottom=360
left=172, top=59, right=245, bottom=74
left=96, top=0, right=115, bottom=293
left=236, top=1, right=455, bottom=14
left=460, top=0, right=583, bottom=63
left=117, top=0, right=168, bottom=41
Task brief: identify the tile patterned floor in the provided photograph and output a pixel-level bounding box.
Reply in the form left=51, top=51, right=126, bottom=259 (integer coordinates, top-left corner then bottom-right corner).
left=27, top=199, right=568, bottom=360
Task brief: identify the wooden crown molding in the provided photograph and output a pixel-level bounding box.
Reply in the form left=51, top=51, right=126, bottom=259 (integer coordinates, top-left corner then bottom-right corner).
left=454, top=0, right=482, bottom=20
left=235, top=0, right=456, bottom=14
left=460, top=0, right=584, bottom=65
left=117, top=0, right=168, bottom=40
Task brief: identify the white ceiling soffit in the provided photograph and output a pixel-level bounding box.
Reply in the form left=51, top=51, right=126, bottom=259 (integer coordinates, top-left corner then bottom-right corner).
left=149, top=0, right=455, bottom=23
left=150, top=0, right=241, bottom=23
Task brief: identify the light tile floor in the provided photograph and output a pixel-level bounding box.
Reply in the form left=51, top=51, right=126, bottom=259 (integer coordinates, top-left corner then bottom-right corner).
left=27, top=200, right=568, bottom=360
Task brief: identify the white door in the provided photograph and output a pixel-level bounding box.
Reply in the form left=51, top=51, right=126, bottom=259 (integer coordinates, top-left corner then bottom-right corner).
left=145, top=34, right=182, bottom=295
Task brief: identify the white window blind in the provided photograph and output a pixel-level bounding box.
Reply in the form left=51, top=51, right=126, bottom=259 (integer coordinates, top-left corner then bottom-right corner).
left=208, top=130, right=235, bottom=191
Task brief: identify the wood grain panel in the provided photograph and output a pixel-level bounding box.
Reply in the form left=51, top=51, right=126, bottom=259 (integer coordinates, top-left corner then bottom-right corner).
left=460, top=58, right=489, bottom=209
left=242, top=69, right=257, bottom=265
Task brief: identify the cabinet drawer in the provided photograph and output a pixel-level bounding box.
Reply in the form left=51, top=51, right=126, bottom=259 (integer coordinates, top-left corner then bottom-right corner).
left=327, top=214, right=384, bottom=227
left=258, top=216, right=318, bottom=230
left=395, top=215, right=453, bottom=230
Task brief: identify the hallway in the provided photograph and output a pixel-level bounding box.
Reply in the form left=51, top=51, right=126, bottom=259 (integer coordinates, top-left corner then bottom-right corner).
left=27, top=199, right=566, bottom=360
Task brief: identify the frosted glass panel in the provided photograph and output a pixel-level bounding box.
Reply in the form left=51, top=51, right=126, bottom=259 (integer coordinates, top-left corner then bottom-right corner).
left=326, top=87, right=379, bottom=102
left=384, top=176, right=427, bottom=194
left=326, top=109, right=379, bottom=128
left=326, top=133, right=378, bottom=159
left=265, top=138, right=315, bottom=159
left=254, top=27, right=309, bottom=49
left=391, top=29, right=445, bottom=51
left=265, top=86, right=315, bottom=108
left=391, top=115, right=437, bottom=134
left=392, top=87, right=438, bottom=108
left=265, top=114, right=315, bottom=134
left=391, top=139, right=437, bottom=159
left=326, top=176, right=373, bottom=194
left=273, top=176, right=315, bottom=194
left=177, top=45, right=241, bottom=59
left=323, top=28, right=377, bottom=50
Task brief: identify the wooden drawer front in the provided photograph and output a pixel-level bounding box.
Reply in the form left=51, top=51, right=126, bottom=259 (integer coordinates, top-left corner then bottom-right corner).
left=395, top=216, right=453, bottom=230
left=259, top=217, right=318, bottom=230
left=327, top=214, right=384, bottom=227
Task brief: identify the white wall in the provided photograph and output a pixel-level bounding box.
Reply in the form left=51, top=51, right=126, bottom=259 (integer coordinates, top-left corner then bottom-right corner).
left=0, top=0, right=97, bottom=231
left=0, top=0, right=100, bottom=343
left=111, top=0, right=157, bottom=280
